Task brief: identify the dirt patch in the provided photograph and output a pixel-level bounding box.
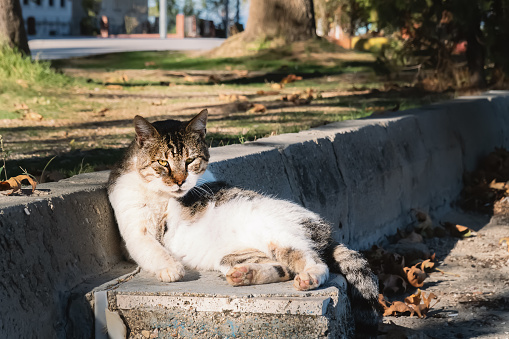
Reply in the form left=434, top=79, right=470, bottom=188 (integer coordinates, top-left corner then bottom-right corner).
left=378, top=209, right=509, bottom=338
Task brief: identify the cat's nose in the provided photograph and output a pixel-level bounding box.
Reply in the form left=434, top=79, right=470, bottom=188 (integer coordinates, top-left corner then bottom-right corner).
left=173, top=173, right=188, bottom=187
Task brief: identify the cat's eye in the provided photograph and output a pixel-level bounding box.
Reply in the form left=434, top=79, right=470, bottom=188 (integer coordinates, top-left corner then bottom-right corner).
left=185, top=158, right=195, bottom=166
left=157, top=160, right=168, bottom=167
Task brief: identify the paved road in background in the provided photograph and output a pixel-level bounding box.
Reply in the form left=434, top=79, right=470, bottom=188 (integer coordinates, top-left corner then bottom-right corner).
left=28, top=37, right=226, bottom=60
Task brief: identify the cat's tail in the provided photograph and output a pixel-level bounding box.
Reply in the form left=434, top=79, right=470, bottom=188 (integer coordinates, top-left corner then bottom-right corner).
left=328, top=242, right=381, bottom=338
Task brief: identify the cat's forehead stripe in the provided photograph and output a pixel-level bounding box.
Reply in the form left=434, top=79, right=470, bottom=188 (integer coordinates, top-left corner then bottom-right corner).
left=165, top=133, right=186, bottom=157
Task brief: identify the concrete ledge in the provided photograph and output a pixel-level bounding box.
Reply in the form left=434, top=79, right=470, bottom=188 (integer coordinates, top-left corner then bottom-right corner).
left=2, top=91, right=509, bottom=337
left=95, top=271, right=352, bottom=338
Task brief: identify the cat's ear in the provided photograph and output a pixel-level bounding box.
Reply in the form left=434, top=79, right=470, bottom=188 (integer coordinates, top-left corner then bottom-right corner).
left=134, top=115, right=159, bottom=147
left=186, top=109, right=208, bottom=137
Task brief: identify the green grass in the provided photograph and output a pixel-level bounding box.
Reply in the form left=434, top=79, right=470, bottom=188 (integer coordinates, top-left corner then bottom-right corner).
left=54, top=50, right=348, bottom=73
left=0, top=45, right=71, bottom=86
left=52, top=40, right=377, bottom=74
left=0, top=45, right=84, bottom=120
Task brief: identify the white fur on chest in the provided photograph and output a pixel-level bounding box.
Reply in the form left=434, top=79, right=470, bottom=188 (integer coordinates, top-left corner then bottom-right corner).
left=109, top=171, right=169, bottom=235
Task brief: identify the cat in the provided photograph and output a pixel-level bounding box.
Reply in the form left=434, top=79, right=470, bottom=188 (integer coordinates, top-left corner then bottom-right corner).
left=107, top=109, right=381, bottom=337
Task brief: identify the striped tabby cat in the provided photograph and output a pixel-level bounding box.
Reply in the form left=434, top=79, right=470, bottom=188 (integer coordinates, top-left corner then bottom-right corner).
left=107, top=110, right=380, bottom=337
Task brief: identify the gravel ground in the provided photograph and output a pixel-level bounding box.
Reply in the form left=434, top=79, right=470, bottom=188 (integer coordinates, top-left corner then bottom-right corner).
left=379, top=208, right=509, bottom=339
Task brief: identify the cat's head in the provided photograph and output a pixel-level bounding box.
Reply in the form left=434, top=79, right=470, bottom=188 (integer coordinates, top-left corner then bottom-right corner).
left=133, top=109, right=209, bottom=197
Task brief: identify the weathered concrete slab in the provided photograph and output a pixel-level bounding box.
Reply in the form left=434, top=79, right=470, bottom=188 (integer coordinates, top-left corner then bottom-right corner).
left=94, top=271, right=353, bottom=338
left=2, top=91, right=509, bottom=338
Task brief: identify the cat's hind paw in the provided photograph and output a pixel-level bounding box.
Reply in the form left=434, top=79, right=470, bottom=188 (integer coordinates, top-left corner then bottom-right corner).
left=226, top=265, right=254, bottom=286
left=294, top=272, right=320, bottom=291
left=157, top=263, right=185, bottom=282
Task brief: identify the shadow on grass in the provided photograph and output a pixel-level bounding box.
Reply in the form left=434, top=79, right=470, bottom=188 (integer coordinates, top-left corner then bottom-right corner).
left=7, top=148, right=126, bottom=179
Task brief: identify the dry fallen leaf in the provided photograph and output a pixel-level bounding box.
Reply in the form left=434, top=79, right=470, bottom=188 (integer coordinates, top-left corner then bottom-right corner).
left=408, top=304, right=427, bottom=318
left=151, top=100, right=167, bottom=106
left=403, top=265, right=427, bottom=288
left=219, top=94, right=248, bottom=102
left=404, top=289, right=422, bottom=306
left=381, top=290, right=438, bottom=318
left=144, top=61, right=156, bottom=67
left=271, top=83, right=283, bottom=90
left=442, top=222, right=475, bottom=238
left=383, top=301, right=412, bottom=317
left=499, top=237, right=509, bottom=252
left=409, top=291, right=438, bottom=318
left=256, top=90, right=279, bottom=96
left=0, top=175, right=37, bottom=195
left=122, top=74, right=129, bottom=83
left=97, top=107, right=109, bottom=116
left=280, top=74, right=303, bottom=84
left=281, top=92, right=313, bottom=105
left=247, top=103, right=267, bottom=114
left=24, top=112, right=43, bottom=121
left=422, top=292, right=437, bottom=308
left=420, top=259, right=436, bottom=272
left=379, top=294, right=390, bottom=309
left=489, top=179, right=508, bottom=191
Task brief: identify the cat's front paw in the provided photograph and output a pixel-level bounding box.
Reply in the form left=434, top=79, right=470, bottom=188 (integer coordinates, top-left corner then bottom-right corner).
left=157, top=263, right=185, bottom=282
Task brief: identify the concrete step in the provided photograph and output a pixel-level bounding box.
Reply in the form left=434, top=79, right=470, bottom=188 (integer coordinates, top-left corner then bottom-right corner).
left=91, top=269, right=354, bottom=338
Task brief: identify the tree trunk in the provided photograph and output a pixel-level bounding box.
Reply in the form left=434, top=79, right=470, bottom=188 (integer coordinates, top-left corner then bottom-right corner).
left=464, top=7, right=486, bottom=88
left=243, top=0, right=316, bottom=42
left=0, top=0, right=30, bottom=55
left=223, top=0, right=229, bottom=38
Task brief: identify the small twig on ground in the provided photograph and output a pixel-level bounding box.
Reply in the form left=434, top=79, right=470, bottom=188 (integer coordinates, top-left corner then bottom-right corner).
left=435, top=268, right=460, bottom=277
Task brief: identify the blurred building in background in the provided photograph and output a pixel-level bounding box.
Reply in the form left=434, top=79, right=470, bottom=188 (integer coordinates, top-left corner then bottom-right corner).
left=20, top=0, right=239, bottom=38
left=21, top=0, right=73, bottom=37
left=98, top=0, right=148, bottom=35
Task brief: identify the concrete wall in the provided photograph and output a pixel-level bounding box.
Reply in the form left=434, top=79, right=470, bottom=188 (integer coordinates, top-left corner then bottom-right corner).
left=210, top=92, right=509, bottom=248
left=1, top=91, right=509, bottom=337
left=0, top=172, right=127, bottom=338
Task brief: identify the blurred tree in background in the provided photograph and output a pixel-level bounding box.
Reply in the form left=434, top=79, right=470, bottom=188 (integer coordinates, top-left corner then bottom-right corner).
left=352, top=0, right=509, bottom=88
left=243, top=0, right=316, bottom=42
left=211, top=0, right=317, bottom=56
left=0, top=0, right=30, bottom=55
left=312, top=0, right=509, bottom=88
left=315, top=0, right=371, bottom=46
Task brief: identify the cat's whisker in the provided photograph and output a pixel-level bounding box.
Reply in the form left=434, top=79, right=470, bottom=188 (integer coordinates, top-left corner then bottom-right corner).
left=192, top=185, right=212, bottom=197
left=189, top=186, right=206, bottom=198
left=198, top=183, right=215, bottom=196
